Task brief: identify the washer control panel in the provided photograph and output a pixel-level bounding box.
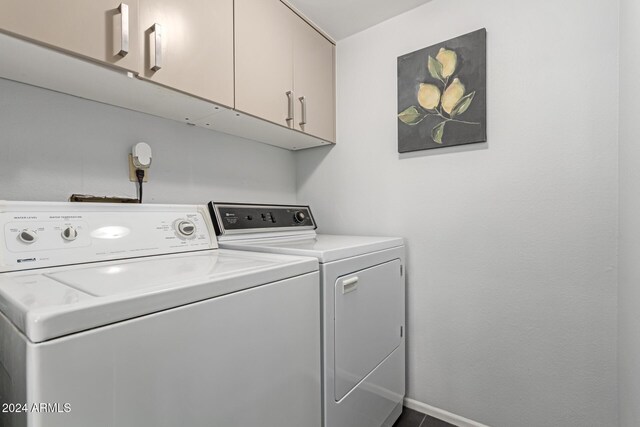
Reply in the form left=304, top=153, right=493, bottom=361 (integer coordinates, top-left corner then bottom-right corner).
left=6, top=218, right=91, bottom=254
left=209, top=202, right=316, bottom=235
left=0, top=202, right=216, bottom=272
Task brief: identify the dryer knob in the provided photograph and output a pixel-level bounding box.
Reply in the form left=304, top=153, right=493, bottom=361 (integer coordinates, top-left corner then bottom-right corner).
left=19, top=229, right=38, bottom=244
left=177, top=220, right=196, bottom=237
left=294, top=211, right=306, bottom=223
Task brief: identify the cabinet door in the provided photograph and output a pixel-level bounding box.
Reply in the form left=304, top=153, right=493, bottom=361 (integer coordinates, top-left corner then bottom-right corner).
left=235, top=0, right=295, bottom=128
left=0, top=0, right=139, bottom=72
left=138, top=0, right=234, bottom=107
left=293, top=19, right=336, bottom=142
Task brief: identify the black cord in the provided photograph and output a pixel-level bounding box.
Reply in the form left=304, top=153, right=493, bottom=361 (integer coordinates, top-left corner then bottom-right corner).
left=135, top=169, right=145, bottom=204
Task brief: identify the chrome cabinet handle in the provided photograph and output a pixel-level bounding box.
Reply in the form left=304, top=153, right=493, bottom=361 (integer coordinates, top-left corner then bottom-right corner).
left=117, top=3, right=129, bottom=57
left=151, top=23, right=163, bottom=71
left=299, top=96, right=307, bottom=127
left=286, top=91, right=294, bottom=124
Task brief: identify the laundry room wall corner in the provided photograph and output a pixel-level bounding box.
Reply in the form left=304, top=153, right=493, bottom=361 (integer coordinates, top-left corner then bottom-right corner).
left=618, top=0, right=640, bottom=424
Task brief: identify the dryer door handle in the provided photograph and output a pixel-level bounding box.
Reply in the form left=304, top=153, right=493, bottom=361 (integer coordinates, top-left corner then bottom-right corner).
left=342, top=277, right=359, bottom=294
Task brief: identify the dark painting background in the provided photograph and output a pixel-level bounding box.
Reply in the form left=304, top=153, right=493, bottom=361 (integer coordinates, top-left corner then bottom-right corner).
left=397, top=29, right=487, bottom=153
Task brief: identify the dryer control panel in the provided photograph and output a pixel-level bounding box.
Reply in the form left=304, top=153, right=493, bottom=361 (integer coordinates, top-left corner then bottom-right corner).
left=209, top=202, right=316, bottom=235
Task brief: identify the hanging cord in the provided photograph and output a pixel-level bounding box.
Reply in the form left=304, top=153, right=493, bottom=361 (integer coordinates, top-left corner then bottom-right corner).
left=135, top=169, right=145, bottom=204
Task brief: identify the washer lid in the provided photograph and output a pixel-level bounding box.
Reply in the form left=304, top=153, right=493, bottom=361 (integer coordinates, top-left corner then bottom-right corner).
left=0, top=249, right=317, bottom=343
left=219, top=234, right=404, bottom=263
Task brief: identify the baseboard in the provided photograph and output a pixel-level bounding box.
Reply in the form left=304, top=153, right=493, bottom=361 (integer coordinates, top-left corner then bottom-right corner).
left=403, top=398, right=490, bottom=427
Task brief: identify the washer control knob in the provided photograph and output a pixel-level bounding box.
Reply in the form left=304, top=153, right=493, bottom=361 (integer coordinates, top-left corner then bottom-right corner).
left=177, top=220, right=196, bottom=237
left=19, top=229, right=38, bottom=244
left=62, top=226, right=78, bottom=241
left=293, top=211, right=306, bottom=223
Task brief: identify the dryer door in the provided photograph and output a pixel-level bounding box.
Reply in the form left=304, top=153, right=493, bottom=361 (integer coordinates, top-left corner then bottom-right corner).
left=334, top=258, right=403, bottom=401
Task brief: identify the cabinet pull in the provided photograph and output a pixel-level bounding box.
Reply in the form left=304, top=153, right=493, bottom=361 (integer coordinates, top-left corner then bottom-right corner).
left=299, top=96, right=307, bottom=127
left=151, top=23, right=163, bottom=71
left=286, top=91, right=294, bottom=124
left=117, top=3, right=129, bottom=57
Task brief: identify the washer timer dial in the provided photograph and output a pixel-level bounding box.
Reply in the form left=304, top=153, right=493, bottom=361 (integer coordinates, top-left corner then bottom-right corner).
left=176, top=220, right=196, bottom=237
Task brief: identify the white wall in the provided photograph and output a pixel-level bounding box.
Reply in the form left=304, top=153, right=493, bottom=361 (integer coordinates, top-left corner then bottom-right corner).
left=0, top=78, right=297, bottom=204
left=618, top=0, right=640, bottom=424
left=296, top=0, right=619, bottom=426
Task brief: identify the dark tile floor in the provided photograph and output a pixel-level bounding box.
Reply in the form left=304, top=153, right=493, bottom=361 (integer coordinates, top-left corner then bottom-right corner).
left=393, top=407, right=457, bottom=427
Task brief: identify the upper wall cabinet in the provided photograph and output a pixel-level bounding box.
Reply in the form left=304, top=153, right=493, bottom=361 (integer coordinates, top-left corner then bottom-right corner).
left=235, top=0, right=295, bottom=129
left=235, top=0, right=336, bottom=143
left=137, top=0, right=234, bottom=108
left=0, top=0, right=335, bottom=150
left=292, top=16, right=336, bottom=143
left=0, top=0, right=139, bottom=72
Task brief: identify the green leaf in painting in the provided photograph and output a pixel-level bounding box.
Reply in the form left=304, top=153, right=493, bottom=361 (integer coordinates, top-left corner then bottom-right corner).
left=431, top=121, right=446, bottom=144
left=398, top=106, right=425, bottom=125
left=427, top=56, right=444, bottom=81
left=451, top=91, right=476, bottom=117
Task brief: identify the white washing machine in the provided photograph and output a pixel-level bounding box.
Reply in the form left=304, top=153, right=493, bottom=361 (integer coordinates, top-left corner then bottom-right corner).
left=0, top=201, right=321, bottom=427
left=208, top=202, right=406, bottom=427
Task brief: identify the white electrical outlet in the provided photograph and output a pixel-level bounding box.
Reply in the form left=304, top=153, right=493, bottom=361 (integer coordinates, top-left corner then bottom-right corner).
left=129, top=154, right=149, bottom=182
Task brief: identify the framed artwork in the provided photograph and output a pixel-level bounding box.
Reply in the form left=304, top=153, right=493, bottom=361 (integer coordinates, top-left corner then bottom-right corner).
left=397, top=28, right=487, bottom=153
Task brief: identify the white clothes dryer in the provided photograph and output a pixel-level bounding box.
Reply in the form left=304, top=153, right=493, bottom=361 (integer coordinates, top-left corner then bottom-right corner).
left=0, top=201, right=321, bottom=427
left=209, top=202, right=406, bottom=427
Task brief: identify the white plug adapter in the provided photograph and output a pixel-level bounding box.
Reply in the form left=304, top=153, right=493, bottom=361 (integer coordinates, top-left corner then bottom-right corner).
left=132, top=142, right=152, bottom=169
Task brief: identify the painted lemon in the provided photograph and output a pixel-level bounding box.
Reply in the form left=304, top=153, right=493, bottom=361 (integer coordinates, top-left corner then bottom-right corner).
left=436, top=48, right=457, bottom=78
left=442, top=78, right=465, bottom=115
left=417, top=83, right=441, bottom=110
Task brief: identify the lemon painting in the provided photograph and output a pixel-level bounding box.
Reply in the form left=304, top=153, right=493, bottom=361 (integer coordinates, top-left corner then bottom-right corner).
left=397, top=29, right=486, bottom=152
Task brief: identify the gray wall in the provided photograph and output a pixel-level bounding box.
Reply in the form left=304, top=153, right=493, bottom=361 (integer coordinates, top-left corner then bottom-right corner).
left=0, top=78, right=297, bottom=204
left=618, top=0, right=640, bottom=424
left=296, top=0, right=619, bottom=426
